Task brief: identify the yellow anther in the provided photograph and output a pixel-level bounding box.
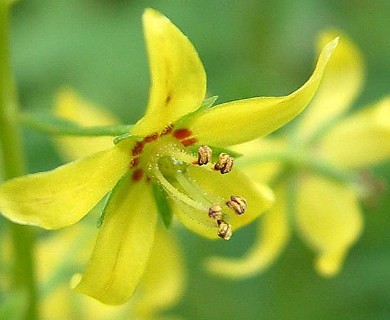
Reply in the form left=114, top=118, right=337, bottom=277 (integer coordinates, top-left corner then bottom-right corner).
left=208, top=203, right=222, bottom=220
left=214, top=153, right=234, bottom=174
left=226, top=195, right=247, bottom=215
left=217, top=220, right=232, bottom=240
left=197, top=145, right=213, bottom=165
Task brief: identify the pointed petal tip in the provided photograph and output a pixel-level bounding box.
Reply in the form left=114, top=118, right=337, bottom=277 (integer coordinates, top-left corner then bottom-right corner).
left=322, top=36, right=339, bottom=60
left=143, top=8, right=168, bottom=24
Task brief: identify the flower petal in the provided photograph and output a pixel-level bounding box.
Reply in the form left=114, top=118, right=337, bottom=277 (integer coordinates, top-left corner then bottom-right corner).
left=320, top=97, right=390, bottom=168
left=55, top=89, right=119, bottom=160
left=173, top=166, right=274, bottom=239
left=74, top=175, right=157, bottom=305
left=295, top=174, right=363, bottom=277
left=0, top=140, right=134, bottom=229
left=186, top=37, right=339, bottom=147
left=205, top=184, right=289, bottom=278
left=134, top=227, right=185, bottom=319
left=298, top=30, right=364, bottom=140
left=132, top=9, right=206, bottom=136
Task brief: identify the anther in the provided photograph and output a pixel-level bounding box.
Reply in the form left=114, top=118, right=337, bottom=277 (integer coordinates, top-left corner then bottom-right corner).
left=214, top=153, right=234, bottom=174
left=226, top=195, right=247, bottom=215
left=197, top=145, right=213, bottom=165
left=217, top=220, right=232, bottom=240
left=208, top=203, right=222, bottom=220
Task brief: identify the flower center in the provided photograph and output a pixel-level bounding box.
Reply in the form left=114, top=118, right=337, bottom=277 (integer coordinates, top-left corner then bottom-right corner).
left=127, top=126, right=247, bottom=239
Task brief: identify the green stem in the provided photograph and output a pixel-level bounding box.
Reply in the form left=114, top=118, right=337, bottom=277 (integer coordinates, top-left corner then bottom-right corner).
left=0, top=4, right=39, bottom=320
left=20, top=112, right=134, bottom=137
left=236, top=150, right=357, bottom=184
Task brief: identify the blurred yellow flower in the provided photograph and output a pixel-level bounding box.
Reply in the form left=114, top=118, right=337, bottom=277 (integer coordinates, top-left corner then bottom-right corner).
left=38, top=225, right=184, bottom=320
left=206, top=30, right=390, bottom=278
left=0, top=9, right=337, bottom=303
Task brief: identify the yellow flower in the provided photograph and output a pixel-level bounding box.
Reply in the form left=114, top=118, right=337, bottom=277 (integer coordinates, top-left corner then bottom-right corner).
left=37, top=90, right=185, bottom=319
left=206, top=30, right=390, bottom=278
left=0, top=9, right=337, bottom=304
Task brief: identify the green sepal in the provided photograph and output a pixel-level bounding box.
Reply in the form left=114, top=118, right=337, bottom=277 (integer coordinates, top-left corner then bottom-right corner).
left=19, top=112, right=133, bottom=137
left=174, top=95, right=218, bottom=128
left=97, top=173, right=129, bottom=228
left=113, top=132, right=139, bottom=144
left=152, top=182, right=173, bottom=228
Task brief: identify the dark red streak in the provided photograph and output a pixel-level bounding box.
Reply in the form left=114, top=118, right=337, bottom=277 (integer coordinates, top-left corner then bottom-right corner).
left=173, top=128, right=192, bottom=140
left=132, top=141, right=144, bottom=156
left=132, top=169, right=144, bottom=181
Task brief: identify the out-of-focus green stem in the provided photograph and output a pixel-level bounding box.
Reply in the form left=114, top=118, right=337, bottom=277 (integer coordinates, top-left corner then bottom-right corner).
left=236, top=150, right=357, bottom=184
left=0, top=3, right=39, bottom=320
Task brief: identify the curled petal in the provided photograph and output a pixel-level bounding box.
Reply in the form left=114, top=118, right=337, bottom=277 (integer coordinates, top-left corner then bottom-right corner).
left=134, top=227, right=185, bottom=319
left=0, top=140, right=134, bottom=229
left=187, top=38, right=339, bottom=147
left=295, top=174, right=363, bottom=277
left=298, top=30, right=364, bottom=140
left=320, top=97, right=390, bottom=168
left=74, top=176, right=157, bottom=304
left=173, top=167, right=274, bottom=239
left=55, top=89, right=119, bottom=160
left=133, top=9, right=206, bottom=136
left=205, top=185, right=289, bottom=278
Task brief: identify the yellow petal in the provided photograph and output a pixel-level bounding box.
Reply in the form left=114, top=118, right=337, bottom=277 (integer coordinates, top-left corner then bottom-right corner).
left=74, top=176, right=157, bottom=305
left=205, top=184, right=289, bottom=278
left=295, top=174, right=363, bottom=277
left=134, top=227, right=185, bottom=319
left=187, top=38, right=339, bottom=147
left=132, top=9, right=206, bottom=136
left=0, top=140, right=134, bottom=229
left=298, top=30, right=364, bottom=140
left=174, top=166, right=274, bottom=239
left=320, top=97, right=390, bottom=168
left=233, top=137, right=286, bottom=183
left=55, top=89, right=119, bottom=160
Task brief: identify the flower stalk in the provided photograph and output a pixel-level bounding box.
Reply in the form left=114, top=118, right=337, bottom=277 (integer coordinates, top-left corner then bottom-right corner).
left=0, top=3, right=38, bottom=319
left=236, top=150, right=357, bottom=184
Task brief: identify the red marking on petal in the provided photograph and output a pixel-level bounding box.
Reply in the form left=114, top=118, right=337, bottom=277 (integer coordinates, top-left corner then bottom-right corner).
left=181, top=138, right=197, bottom=146
left=130, top=157, right=140, bottom=169
left=165, top=92, right=173, bottom=105
left=132, top=169, right=144, bottom=181
left=132, top=141, right=144, bottom=156
left=173, top=128, right=192, bottom=140
left=143, top=133, right=159, bottom=143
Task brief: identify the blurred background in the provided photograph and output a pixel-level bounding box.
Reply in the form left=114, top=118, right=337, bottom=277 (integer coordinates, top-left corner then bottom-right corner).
left=5, top=0, right=390, bottom=319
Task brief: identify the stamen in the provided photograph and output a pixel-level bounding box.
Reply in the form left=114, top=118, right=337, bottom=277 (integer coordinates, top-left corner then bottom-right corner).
left=153, top=167, right=207, bottom=212
left=217, top=220, right=232, bottom=240
left=197, top=145, right=212, bottom=165
left=226, top=195, right=247, bottom=215
left=214, top=153, right=234, bottom=174
left=208, top=204, right=222, bottom=220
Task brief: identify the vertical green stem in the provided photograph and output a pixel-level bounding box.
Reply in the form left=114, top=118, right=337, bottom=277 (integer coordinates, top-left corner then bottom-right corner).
left=0, top=3, right=38, bottom=320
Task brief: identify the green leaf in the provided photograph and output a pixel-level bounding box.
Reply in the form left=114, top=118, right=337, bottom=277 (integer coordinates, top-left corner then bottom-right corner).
left=152, top=182, right=173, bottom=228
left=174, top=95, right=218, bottom=128
left=19, top=112, right=134, bottom=137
